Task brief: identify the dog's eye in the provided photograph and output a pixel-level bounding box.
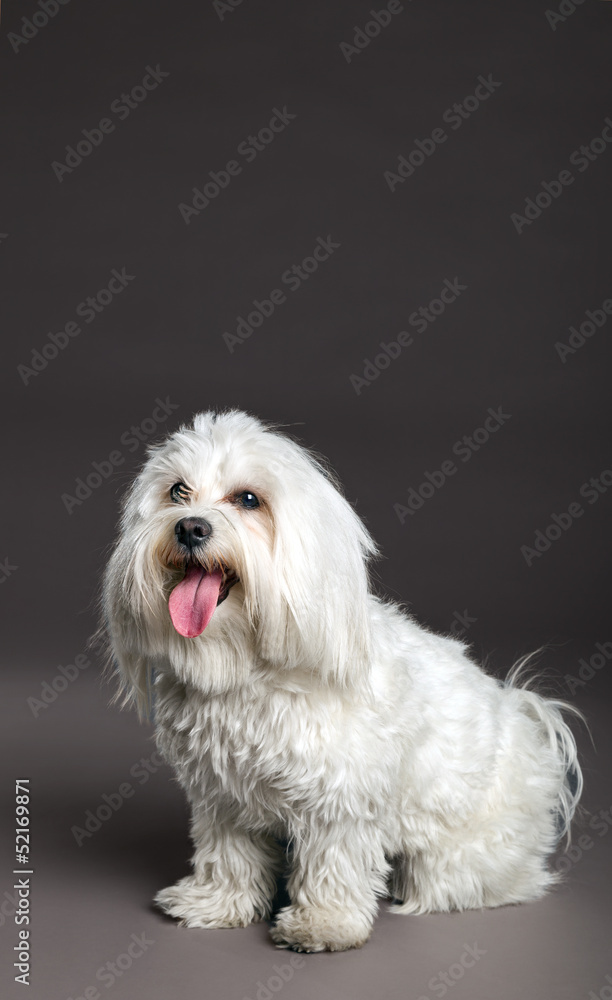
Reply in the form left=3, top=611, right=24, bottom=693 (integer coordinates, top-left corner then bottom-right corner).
left=235, top=491, right=260, bottom=509
left=170, top=482, right=191, bottom=504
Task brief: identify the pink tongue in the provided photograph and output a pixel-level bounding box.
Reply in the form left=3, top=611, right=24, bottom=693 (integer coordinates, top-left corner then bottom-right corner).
left=168, top=565, right=223, bottom=637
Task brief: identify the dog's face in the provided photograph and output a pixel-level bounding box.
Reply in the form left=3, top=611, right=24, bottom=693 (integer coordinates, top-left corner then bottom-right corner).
left=132, top=414, right=279, bottom=642
left=103, top=410, right=376, bottom=705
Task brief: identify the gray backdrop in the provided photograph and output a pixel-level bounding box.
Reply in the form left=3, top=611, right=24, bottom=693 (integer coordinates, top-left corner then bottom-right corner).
left=1, top=1, right=611, bottom=998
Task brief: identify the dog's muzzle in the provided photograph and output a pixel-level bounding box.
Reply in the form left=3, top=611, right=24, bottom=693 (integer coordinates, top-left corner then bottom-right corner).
left=168, top=518, right=239, bottom=638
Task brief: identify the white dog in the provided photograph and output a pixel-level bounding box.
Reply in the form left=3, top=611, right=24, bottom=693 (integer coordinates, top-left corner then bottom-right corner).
left=102, top=409, right=583, bottom=952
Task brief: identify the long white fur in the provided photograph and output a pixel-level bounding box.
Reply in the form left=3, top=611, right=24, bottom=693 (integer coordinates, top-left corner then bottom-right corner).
left=102, top=409, right=583, bottom=952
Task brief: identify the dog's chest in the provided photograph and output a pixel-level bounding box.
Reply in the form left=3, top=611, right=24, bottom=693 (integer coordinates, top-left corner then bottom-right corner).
left=155, top=681, right=355, bottom=830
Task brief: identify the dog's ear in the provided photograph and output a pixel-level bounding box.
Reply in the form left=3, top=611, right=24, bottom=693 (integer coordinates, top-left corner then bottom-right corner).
left=257, top=447, right=377, bottom=688
left=109, top=640, right=153, bottom=721
left=101, top=542, right=155, bottom=720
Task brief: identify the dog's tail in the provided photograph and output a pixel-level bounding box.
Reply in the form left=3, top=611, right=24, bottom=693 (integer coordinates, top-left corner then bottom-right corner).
left=503, top=652, right=586, bottom=845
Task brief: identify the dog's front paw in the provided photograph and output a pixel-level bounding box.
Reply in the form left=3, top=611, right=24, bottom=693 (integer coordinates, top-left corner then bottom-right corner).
left=270, top=904, right=372, bottom=953
left=155, top=875, right=265, bottom=929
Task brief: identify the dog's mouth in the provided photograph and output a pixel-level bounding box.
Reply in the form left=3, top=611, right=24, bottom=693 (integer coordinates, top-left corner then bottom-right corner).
left=168, top=560, right=239, bottom=638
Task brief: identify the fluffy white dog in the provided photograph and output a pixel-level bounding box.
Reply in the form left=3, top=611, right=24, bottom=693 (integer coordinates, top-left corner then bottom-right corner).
left=102, top=409, right=583, bottom=952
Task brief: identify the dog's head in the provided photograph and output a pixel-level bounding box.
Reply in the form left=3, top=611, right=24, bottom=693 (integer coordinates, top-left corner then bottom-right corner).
left=103, top=410, right=377, bottom=714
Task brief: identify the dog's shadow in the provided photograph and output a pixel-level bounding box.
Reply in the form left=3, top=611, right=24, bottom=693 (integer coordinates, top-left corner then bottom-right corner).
left=103, top=814, right=292, bottom=922
left=50, top=777, right=291, bottom=927
left=136, top=827, right=292, bottom=925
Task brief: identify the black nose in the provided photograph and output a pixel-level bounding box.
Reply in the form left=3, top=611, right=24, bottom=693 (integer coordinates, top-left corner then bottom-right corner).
left=175, top=517, right=212, bottom=549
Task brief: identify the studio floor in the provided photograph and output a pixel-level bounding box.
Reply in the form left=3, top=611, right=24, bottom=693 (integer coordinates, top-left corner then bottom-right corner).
left=2, top=660, right=610, bottom=1000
